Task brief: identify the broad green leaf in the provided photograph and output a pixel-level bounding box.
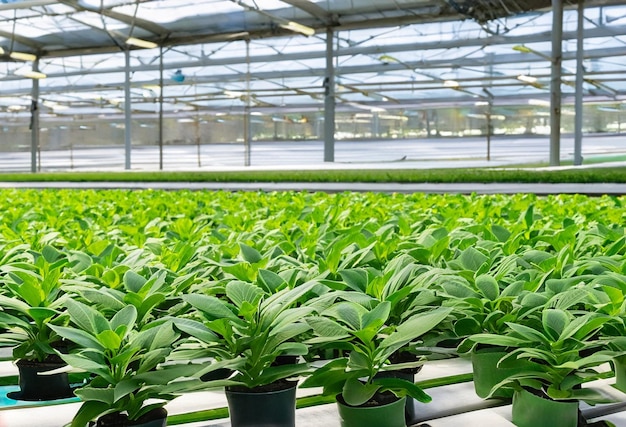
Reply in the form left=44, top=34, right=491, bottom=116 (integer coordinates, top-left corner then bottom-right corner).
left=568, top=387, right=616, bottom=404
left=556, top=353, right=613, bottom=370
left=507, top=323, right=550, bottom=346
left=183, top=294, right=238, bottom=321
left=225, top=281, right=264, bottom=310
left=475, top=274, right=499, bottom=301
left=110, top=305, right=137, bottom=336
left=0, top=312, right=31, bottom=329
left=458, top=247, right=489, bottom=272
left=124, top=270, right=148, bottom=293
left=380, top=307, right=452, bottom=350
left=306, top=316, right=350, bottom=339
left=113, top=379, right=140, bottom=403
left=71, top=401, right=111, bottom=427
left=522, top=204, right=534, bottom=228
left=258, top=269, right=287, bottom=293
left=373, top=376, right=432, bottom=403
left=137, top=293, right=166, bottom=323
left=549, top=288, right=589, bottom=310
left=440, top=277, right=478, bottom=299
left=347, top=350, right=370, bottom=371
left=78, top=289, right=126, bottom=311
left=342, top=377, right=380, bottom=406
left=42, top=245, right=63, bottom=263
left=0, top=294, right=30, bottom=313
left=65, top=299, right=110, bottom=335
left=97, top=330, right=122, bottom=351
left=223, top=262, right=257, bottom=282
left=339, top=269, right=369, bottom=293
left=562, top=314, right=611, bottom=342
left=542, top=309, right=569, bottom=341
left=27, top=307, right=57, bottom=325
left=469, top=333, right=526, bottom=348
left=49, top=324, right=105, bottom=351
left=491, top=225, right=511, bottom=243
left=325, top=302, right=366, bottom=331
left=60, top=353, right=109, bottom=375
left=261, top=280, right=318, bottom=311
left=172, top=318, right=220, bottom=344
left=274, top=342, right=308, bottom=356
left=240, top=243, right=262, bottom=264
left=361, top=301, right=390, bottom=331
left=501, top=281, right=524, bottom=298
left=10, top=280, right=43, bottom=308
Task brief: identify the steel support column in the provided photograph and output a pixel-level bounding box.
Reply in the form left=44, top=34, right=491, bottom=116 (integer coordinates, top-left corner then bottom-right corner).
left=158, top=46, right=164, bottom=170
left=244, top=38, right=251, bottom=167
left=324, top=27, right=335, bottom=162
left=124, top=49, right=132, bottom=170
left=550, top=0, right=564, bottom=166
left=30, top=59, right=40, bottom=173
left=574, top=0, right=584, bottom=166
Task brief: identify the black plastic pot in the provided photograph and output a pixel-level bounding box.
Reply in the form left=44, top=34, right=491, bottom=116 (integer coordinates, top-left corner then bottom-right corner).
left=9, top=358, right=74, bottom=401
left=225, top=381, right=297, bottom=427
left=93, top=408, right=167, bottom=427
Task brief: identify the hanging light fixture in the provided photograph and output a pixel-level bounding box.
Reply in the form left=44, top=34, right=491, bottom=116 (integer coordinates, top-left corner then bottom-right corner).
left=10, top=51, right=37, bottom=61
left=126, top=37, right=158, bottom=49
left=14, top=69, right=47, bottom=79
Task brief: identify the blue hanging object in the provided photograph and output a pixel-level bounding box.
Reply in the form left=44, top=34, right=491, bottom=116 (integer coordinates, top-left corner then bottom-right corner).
left=171, top=70, right=185, bottom=82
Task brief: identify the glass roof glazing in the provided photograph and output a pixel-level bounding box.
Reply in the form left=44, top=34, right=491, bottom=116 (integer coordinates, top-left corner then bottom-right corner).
left=1, top=0, right=626, bottom=119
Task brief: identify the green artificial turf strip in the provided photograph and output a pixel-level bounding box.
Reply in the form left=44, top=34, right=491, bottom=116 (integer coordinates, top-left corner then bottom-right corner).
left=0, top=376, right=18, bottom=387
left=1, top=167, right=626, bottom=184
left=166, top=372, right=474, bottom=425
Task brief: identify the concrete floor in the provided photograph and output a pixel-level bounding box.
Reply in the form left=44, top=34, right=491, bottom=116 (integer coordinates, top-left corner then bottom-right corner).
left=3, top=134, right=626, bottom=172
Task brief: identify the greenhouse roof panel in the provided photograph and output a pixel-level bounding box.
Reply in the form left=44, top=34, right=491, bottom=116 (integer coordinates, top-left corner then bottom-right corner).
left=2, top=0, right=626, bottom=116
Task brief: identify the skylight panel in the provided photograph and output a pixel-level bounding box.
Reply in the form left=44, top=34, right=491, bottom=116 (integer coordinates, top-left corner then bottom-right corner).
left=69, top=11, right=127, bottom=31
left=114, top=0, right=240, bottom=24
left=79, top=0, right=131, bottom=8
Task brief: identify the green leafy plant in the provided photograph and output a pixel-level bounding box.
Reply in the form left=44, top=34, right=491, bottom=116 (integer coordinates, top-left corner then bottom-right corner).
left=0, top=246, right=70, bottom=362
left=49, top=299, right=195, bottom=426
left=301, top=300, right=452, bottom=406
left=468, top=308, right=615, bottom=403
left=172, top=280, right=318, bottom=389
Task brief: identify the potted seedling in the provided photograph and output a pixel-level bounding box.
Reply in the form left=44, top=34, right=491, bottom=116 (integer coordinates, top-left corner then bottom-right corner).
left=469, top=308, right=615, bottom=427
left=171, top=280, right=319, bottom=427
left=0, top=246, right=75, bottom=400
left=49, top=299, right=196, bottom=427
left=336, top=255, right=443, bottom=421
left=441, top=268, right=528, bottom=399
left=301, top=300, right=452, bottom=427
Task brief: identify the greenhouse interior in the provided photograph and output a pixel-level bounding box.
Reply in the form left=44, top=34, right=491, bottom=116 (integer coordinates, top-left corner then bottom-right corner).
left=1, top=0, right=626, bottom=170
left=1, top=1, right=626, bottom=427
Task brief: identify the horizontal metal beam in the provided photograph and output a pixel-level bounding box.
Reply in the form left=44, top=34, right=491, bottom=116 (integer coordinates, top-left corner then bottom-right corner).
left=279, top=0, right=334, bottom=23
left=2, top=44, right=625, bottom=101
left=0, top=29, right=43, bottom=50
left=15, top=23, right=626, bottom=81
left=57, top=0, right=170, bottom=36
left=0, top=0, right=56, bottom=11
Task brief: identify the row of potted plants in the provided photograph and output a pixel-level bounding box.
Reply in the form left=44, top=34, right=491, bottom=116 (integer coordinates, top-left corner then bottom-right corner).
left=0, top=190, right=624, bottom=427
left=1, top=237, right=625, bottom=427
